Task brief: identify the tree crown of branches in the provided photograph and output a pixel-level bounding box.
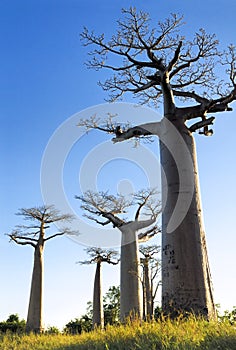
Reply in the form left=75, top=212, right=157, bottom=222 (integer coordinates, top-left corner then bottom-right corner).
left=79, top=247, right=119, bottom=265
left=76, top=188, right=160, bottom=227
left=80, top=7, right=236, bottom=136
left=76, top=189, right=161, bottom=242
left=81, top=7, right=235, bottom=106
left=7, top=205, right=77, bottom=248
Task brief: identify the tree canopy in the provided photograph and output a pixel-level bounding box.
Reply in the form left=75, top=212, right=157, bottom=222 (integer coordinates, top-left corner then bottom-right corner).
left=7, top=205, right=76, bottom=247
left=76, top=189, right=161, bottom=241
left=80, top=7, right=236, bottom=136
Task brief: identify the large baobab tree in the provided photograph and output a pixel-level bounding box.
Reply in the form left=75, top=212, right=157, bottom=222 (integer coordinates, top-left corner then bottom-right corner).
left=140, top=245, right=161, bottom=320
left=79, top=8, right=236, bottom=319
left=79, top=247, right=119, bottom=329
left=76, top=189, right=160, bottom=321
left=7, top=205, right=75, bottom=333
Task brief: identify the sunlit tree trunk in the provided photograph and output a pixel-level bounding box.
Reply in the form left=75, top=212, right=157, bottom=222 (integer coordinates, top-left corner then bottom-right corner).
left=26, top=241, right=44, bottom=333
left=92, top=261, right=104, bottom=329
left=119, top=219, right=156, bottom=321
left=160, top=117, right=216, bottom=319
left=120, top=228, right=142, bottom=321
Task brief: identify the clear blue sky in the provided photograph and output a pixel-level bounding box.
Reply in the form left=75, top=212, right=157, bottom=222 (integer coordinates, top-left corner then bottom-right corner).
left=0, top=0, right=236, bottom=329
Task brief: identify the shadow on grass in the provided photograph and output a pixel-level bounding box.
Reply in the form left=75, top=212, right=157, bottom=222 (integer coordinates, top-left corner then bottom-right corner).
left=201, top=334, right=236, bottom=350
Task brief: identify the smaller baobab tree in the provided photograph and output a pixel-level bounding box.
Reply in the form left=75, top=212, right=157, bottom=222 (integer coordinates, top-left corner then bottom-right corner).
left=7, top=205, right=76, bottom=333
left=79, top=247, right=119, bottom=329
left=76, top=188, right=161, bottom=321
left=139, top=245, right=161, bottom=320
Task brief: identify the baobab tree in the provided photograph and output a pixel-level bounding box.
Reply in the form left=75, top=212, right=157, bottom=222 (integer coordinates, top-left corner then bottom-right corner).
left=79, top=8, right=236, bottom=318
left=76, top=188, right=160, bottom=321
left=140, top=245, right=161, bottom=319
left=79, top=247, right=119, bottom=329
left=7, top=205, right=76, bottom=333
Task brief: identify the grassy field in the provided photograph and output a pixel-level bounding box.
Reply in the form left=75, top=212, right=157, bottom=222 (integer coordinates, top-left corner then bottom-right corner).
left=0, top=316, right=235, bottom=350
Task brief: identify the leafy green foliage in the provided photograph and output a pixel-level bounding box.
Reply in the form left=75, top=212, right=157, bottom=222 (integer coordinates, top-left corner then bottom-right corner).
left=64, top=314, right=92, bottom=334
left=217, top=305, right=236, bottom=324
left=103, top=286, right=120, bottom=326
left=44, top=326, right=60, bottom=334
left=0, top=314, right=26, bottom=333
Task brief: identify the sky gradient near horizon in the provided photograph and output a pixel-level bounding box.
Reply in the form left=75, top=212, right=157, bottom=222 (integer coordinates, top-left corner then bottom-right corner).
left=0, top=0, right=236, bottom=329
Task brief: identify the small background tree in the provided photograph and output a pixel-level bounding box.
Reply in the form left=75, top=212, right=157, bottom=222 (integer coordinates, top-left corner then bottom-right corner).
left=7, top=205, right=76, bottom=333
left=140, top=245, right=161, bottom=320
left=76, top=188, right=160, bottom=321
left=79, top=247, right=119, bottom=329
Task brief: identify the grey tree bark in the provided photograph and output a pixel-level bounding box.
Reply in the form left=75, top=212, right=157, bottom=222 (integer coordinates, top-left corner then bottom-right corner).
left=109, top=100, right=217, bottom=318
left=120, top=228, right=141, bottom=320
left=119, top=219, right=155, bottom=320
left=110, top=116, right=216, bottom=319
left=93, top=261, right=104, bottom=329
left=26, top=240, right=44, bottom=333
left=160, top=118, right=216, bottom=318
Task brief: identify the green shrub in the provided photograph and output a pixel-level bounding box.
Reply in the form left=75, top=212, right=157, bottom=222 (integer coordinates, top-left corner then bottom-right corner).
left=0, top=314, right=26, bottom=333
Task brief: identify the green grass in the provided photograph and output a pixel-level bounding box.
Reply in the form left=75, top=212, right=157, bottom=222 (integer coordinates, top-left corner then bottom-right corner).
left=0, top=316, right=235, bottom=350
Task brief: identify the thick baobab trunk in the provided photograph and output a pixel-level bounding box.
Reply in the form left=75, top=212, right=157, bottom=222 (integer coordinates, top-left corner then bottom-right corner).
left=160, top=117, right=216, bottom=319
left=120, top=228, right=142, bottom=321
left=92, top=262, right=104, bottom=329
left=26, top=243, right=44, bottom=333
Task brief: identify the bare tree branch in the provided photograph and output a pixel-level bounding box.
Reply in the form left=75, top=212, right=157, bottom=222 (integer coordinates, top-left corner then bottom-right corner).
left=76, top=189, right=161, bottom=231
left=112, top=122, right=161, bottom=143
left=138, top=225, right=161, bottom=243
left=80, top=7, right=236, bottom=133
left=8, top=232, right=37, bottom=248
left=189, top=116, right=215, bottom=134
left=133, top=188, right=160, bottom=221
left=76, top=191, right=129, bottom=228
left=167, top=40, right=183, bottom=73
left=44, top=228, right=78, bottom=242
